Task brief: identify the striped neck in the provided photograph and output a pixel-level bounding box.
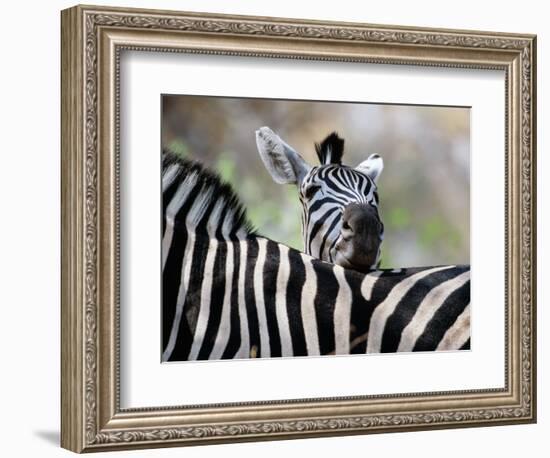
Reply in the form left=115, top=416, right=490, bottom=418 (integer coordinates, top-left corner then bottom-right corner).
left=162, top=152, right=255, bottom=242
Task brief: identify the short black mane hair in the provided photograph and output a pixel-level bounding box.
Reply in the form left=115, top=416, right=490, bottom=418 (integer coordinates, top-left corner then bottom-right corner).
left=162, top=150, right=255, bottom=238
left=315, top=132, right=345, bottom=165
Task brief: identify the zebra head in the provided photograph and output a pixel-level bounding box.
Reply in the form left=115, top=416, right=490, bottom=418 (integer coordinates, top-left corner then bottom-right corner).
left=255, top=126, right=384, bottom=272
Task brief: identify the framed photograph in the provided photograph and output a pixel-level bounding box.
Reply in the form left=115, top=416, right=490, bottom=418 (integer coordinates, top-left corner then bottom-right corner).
left=61, top=4, right=537, bottom=453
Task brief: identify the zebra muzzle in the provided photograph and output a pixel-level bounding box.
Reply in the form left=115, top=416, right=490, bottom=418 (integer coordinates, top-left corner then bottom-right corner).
left=333, top=203, right=383, bottom=272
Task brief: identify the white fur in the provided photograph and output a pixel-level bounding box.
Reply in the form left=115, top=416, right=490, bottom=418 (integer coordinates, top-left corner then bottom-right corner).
left=356, top=154, right=384, bottom=183
left=437, top=304, right=471, bottom=351
left=299, top=252, right=321, bottom=355
left=333, top=266, right=352, bottom=355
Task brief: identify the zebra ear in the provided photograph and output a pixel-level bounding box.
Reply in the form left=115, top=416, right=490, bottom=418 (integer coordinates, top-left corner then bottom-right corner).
left=356, top=154, right=383, bottom=183
left=255, top=127, right=311, bottom=185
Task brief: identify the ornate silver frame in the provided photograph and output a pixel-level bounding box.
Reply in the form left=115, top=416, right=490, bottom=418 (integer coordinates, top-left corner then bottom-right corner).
left=61, top=4, right=536, bottom=453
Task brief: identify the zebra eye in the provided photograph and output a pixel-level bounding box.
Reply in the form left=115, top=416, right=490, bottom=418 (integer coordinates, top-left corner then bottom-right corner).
left=304, top=184, right=321, bottom=199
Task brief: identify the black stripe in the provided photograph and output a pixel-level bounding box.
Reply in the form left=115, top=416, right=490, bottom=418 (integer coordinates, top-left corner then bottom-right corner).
left=365, top=268, right=414, bottom=310
left=286, top=248, right=308, bottom=356
left=307, top=196, right=338, bottom=216
left=222, top=242, right=242, bottom=358
left=162, top=182, right=202, bottom=353
left=318, top=212, right=342, bottom=259
left=413, top=280, right=470, bottom=351
left=348, top=170, right=359, bottom=188
left=169, top=234, right=211, bottom=361
left=263, top=241, right=282, bottom=357
left=327, top=235, right=339, bottom=263
left=460, top=338, right=471, bottom=350
left=346, top=269, right=377, bottom=354
left=307, top=206, right=339, bottom=254
left=325, top=178, right=361, bottom=202
left=197, top=241, right=227, bottom=360
left=312, top=260, right=338, bottom=355
left=380, top=269, right=464, bottom=353
left=326, top=187, right=358, bottom=203
left=339, top=168, right=356, bottom=191
left=244, top=239, right=261, bottom=357
left=214, top=203, right=230, bottom=241
left=161, top=168, right=182, bottom=236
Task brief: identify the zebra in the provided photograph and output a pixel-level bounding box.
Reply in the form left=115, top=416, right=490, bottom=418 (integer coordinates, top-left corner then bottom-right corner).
left=255, top=126, right=384, bottom=272
left=161, top=151, right=470, bottom=362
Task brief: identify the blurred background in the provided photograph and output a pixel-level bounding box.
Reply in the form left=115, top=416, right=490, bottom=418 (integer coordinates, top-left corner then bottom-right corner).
left=162, top=95, right=470, bottom=268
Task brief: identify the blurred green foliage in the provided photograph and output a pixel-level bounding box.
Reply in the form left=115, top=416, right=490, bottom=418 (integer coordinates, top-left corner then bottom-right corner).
left=168, top=139, right=189, bottom=158
left=215, top=153, right=237, bottom=183
left=388, top=207, right=411, bottom=230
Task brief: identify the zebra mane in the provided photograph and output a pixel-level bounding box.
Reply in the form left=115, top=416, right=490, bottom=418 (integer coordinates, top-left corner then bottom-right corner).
left=315, top=132, right=345, bottom=165
left=162, top=151, right=256, bottom=239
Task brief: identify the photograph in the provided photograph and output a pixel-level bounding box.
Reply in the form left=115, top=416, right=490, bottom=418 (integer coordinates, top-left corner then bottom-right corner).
left=161, top=95, right=471, bottom=362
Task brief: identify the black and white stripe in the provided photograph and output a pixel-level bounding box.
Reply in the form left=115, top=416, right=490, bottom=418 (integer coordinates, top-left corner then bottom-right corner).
left=299, top=164, right=382, bottom=263
left=162, top=153, right=470, bottom=361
